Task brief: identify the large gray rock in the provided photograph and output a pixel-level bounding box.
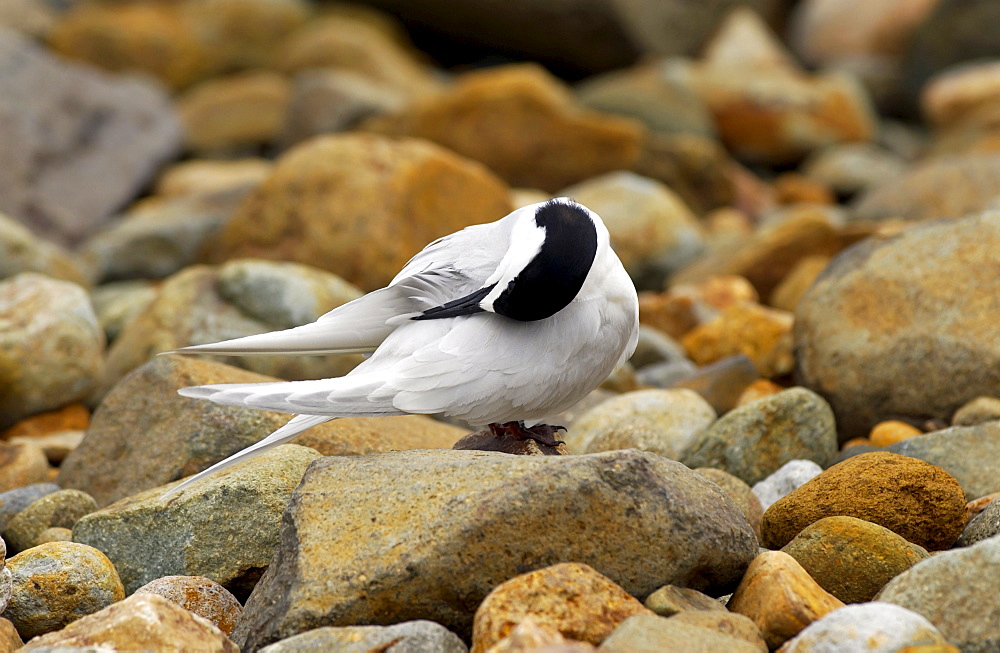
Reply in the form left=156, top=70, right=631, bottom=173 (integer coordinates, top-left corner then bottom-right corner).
left=0, top=29, right=180, bottom=245
left=683, top=388, right=838, bottom=485
left=0, top=273, right=105, bottom=429
left=259, top=621, right=468, bottom=653
left=231, top=449, right=758, bottom=650
left=879, top=534, right=1000, bottom=653
left=795, top=211, right=1000, bottom=439
left=887, top=422, right=1000, bottom=501
left=72, top=444, right=320, bottom=595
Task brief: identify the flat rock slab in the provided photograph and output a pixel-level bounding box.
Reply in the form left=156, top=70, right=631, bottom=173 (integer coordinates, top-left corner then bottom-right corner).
left=232, top=449, right=758, bottom=650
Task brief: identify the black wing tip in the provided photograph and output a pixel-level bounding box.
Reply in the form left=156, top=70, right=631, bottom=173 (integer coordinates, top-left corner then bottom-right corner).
left=412, top=284, right=496, bottom=321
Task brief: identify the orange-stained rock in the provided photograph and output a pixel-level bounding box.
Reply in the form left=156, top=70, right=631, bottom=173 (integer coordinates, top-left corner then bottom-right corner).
left=736, top=379, right=784, bottom=407
left=780, top=516, right=929, bottom=603
left=922, top=60, right=1000, bottom=131
left=869, top=421, right=922, bottom=447
left=727, top=551, right=844, bottom=649
left=135, top=575, right=242, bottom=636
left=760, top=452, right=968, bottom=551
left=638, top=291, right=702, bottom=339
left=363, top=64, right=644, bottom=192
left=18, top=593, right=236, bottom=652
left=47, top=0, right=307, bottom=90
left=0, top=442, right=50, bottom=493
left=773, top=174, right=835, bottom=206
left=682, top=302, right=794, bottom=378
left=471, top=562, right=652, bottom=652
left=204, top=133, right=513, bottom=290
left=1, top=404, right=89, bottom=440
left=0, top=618, right=22, bottom=651
left=842, top=437, right=872, bottom=449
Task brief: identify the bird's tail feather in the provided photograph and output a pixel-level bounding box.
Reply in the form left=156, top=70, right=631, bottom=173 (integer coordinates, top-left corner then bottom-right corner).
left=160, top=413, right=332, bottom=499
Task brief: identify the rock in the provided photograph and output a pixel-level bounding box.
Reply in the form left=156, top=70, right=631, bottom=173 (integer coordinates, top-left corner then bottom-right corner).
left=636, top=360, right=698, bottom=389
left=772, top=174, right=835, bottom=206
left=1, top=404, right=89, bottom=440
left=630, top=326, right=689, bottom=370
left=79, top=181, right=258, bottom=284
left=363, top=64, right=644, bottom=192
left=135, top=576, right=242, bottom=636
left=0, top=442, right=49, bottom=494
left=695, top=468, right=763, bottom=540
left=735, top=379, right=784, bottom=407
left=887, top=421, right=1000, bottom=501
left=952, top=396, right=1000, bottom=426
left=801, top=143, right=906, bottom=199
left=277, top=13, right=441, bottom=100
left=853, top=155, right=1000, bottom=223
left=752, top=460, right=823, bottom=512
left=0, top=570, right=8, bottom=614
left=98, top=261, right=364, bottom=392
left=177, top=71, right=292, bottom=154
left=760, top=452, right=968, bottom=551
left=669, top=610, right=768, bottom=648
left=698, top=7, right=799, bottom=73
left=3, top=541, right=124, bottom=640
left=681, top=302, right=794, bottom=378
left=89, top=280, right=159, bottom=343
left=598, top=612, right=765, bottom=653
left=155, top=158, right=272, bottom=198
left=671, top=205, right=844, bottom=299
left=789, top=0, right=937, bottom=67
left=18, top=592, right=237, bottom=651
left=0, top=484, right=60, bottom=532
left=204, top=133, right=512, bottom=290
left=0, top=29, right=181, bottom=246
left=0, top=212, right=87, bottom=285
left=259, top=620, right=468, bottom=653
left=879, top=534, right=1000, bottom=652
left=0, top=273, right=104, bottom=429
left=559, top=171, right=704, bottom=288
left=795, top=211, right=1000, bottom=439
left=779, top=602, right=952, bottom=652
left=60, top=356, right=463, bottom=506
left=282, top=69, right=407, bottom=146
left=576, top=59, right=715, bottom=137
left=471, top=562, right=653, bottom=652
left=683, top=388, right=838, bottom=486
left=0, top=618, right=20, bottom=651
left=47, top=0, right=308, bottom=90
left=7, top=430, right=82, bottom=466
left=2, top=489, right=97, bottom=554
left=869, top=420, right=922, bottom=447
left=922, top=61, right=1000, bottom=131
left=727, top=551, right=844, bottom=650
left=72, top=444, right=319, bottom=595
left=488, top=618, right=593, bottom=653
left=956, top=499, right=1000, bottom=547
left=692, top=70, right=875, bottom=166
left=36, top=527, right=72, bottom=545
left=565, top=389, right=716, bottom=458
left=633, top=132, right=738, bottom=214
left=967, top=493, right=1000, bottom=521
left=643, top=585, right=727, bottom=617
left=669, top=354, right=761, bottom=414
left=780, top=516, right=930, bottom=603
left=230, top=449, right=758, bottom=649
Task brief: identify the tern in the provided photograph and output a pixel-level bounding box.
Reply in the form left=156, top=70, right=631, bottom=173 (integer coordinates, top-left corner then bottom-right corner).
left=164, top=198, right=639, bottom=495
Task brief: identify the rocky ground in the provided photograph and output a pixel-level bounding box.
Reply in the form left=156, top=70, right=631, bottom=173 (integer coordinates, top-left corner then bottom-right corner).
left=1, top=0, right=999, bottom=651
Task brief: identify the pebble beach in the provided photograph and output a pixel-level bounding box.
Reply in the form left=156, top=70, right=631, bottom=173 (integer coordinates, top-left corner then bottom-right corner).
left=1, top=0, right=999, bottom=651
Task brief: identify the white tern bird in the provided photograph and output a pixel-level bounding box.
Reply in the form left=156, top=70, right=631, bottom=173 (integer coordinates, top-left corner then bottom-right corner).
left=164, top=197, right=639, bottom=495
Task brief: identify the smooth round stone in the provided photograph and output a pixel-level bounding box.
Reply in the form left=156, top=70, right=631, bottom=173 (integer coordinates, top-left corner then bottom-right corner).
left=35, top=527, right=73, bottom=545
left=869, top=421, right=922, bottom=447
left=135, top=575, right=242, bottom=636
left=2, top=488, right=98, bottom=553
left=952, top=396, right=1000, bottom=426
left=4, top=541, right=124, bottom=640
left=630, top=325, right=689, bottom=369
left=780, top=516, right=929, bottom=603
left=779, top=602, right=951, bottom=652
left=0, top=483, right=60, bottom=531
left=568, top=388, right=716, bottom=459
left=643, top=584, right=726, bottom=617
left=0, top=442, right=49, bottom=494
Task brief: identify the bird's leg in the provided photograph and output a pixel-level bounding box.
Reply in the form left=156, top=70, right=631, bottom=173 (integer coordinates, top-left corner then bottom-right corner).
left=488, top=421, right=565, bottom=447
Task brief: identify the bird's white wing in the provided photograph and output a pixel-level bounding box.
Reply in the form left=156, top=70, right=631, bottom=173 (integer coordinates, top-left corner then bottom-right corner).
left=169, top=216, right=516, bottom=357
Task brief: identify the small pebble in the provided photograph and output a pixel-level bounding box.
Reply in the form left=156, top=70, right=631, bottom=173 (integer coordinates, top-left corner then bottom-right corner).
left=135, top=575, right=243, bottom=635
left=751, top=459, right=822, bottom=512
left=869, top=420, right=922, bottom=447
left=2, top=488, right=98, bottom=553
